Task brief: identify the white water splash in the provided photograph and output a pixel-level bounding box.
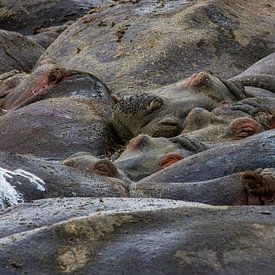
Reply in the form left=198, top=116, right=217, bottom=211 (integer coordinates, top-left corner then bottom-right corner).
left=0, top=167, right=46, bottom=208
left=10, top=169, right=46, bottom=191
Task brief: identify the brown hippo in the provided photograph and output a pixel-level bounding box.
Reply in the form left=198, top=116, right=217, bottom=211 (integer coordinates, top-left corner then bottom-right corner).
left=27, top=22, right=72, bottom=49
left=131, top=168, right=275, bottom=206
left=111, top=71, right=247, bottom=142
left=40, top=0, right=275, bottom=95
left=1, top=198, right=275, bottom=274
left=62, top=151, right=132, bottom=184
left=113, top=134, right=210, bottom=181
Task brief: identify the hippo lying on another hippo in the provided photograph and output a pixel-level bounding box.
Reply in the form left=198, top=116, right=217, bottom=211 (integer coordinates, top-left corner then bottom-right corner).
left=1, top=198, right=275, bottom=274
left=0, top=59, right=113, bottom=111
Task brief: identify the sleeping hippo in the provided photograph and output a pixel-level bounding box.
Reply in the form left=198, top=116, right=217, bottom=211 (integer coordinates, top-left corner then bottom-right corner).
left=1, top=198, right=275, bottom=274
left=0, top=151, right=127, bottom=209
left=39, top=0, right=275, bottom=95
left=0, top=97, right=120, bottom=159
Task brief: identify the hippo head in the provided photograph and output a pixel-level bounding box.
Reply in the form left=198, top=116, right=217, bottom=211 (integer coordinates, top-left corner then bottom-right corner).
left=114, top=134, right=198, bottom=181
left=112, top=93, right=183, bottom=142
left=1, top=59, right=113, bottom=111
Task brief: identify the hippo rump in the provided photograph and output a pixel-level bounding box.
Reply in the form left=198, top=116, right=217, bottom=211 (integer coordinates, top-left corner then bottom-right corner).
left=40, top=0, right=275, bottom=95
left=1, top=198, right=275, bottom=274
left=0, top=97, right=120, bottom=159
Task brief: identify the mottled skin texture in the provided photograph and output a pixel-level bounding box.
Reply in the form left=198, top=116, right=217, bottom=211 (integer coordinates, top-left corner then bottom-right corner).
left=0, top=59, right=113, bottom=111
left=0, top=97, right=120, bottom=159
left=2, top=198, right=275, bottom=274
left=40, top=0, right=275, bottom=95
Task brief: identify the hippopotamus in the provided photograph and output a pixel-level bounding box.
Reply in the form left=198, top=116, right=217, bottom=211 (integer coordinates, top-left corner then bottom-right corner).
left=40, top=0, right=275, bottom=95
left=177, top=96, right=275, bottom=143
left=1, top=198, right=275, bottom=274
left=230, top=52, right=275, bottom=97
left=113, top=134, right=210, bottom=181
left=111, top=71, right=248, bottom=142
left=0, top=0, right=112, bottom=35
left=0, top=97, right=120, bottom=159
left=62, top=151, right=132, bottom=184
left=131, top=168, right=275, bottom=205
left=27, top=22, right=72, bottom=49
left=0, top=30, right=44, bottom=74
left=137, top=130, right=275, bottom=184
left=0, top=151, right=127, bottom=209
left=0, top=59, right=113, bottom=111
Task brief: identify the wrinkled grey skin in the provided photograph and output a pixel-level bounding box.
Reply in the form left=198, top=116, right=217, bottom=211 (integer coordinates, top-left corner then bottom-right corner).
left=1, top=198, right=275, bottom=274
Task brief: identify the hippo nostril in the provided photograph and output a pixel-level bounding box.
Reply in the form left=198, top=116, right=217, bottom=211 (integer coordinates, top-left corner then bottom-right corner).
left=147, top=98, right=163, bottom=113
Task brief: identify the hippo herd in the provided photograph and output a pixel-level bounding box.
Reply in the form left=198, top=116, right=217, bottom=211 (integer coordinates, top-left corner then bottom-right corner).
left=0, top=0, right=275, bottom=274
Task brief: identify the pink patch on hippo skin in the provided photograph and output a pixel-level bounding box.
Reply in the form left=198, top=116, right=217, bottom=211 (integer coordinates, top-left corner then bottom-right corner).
left=177, top=75, right=193, bottom=90
left=1, top=63, right=67, bottom=111
left=160, top=153, right=183, bottom=169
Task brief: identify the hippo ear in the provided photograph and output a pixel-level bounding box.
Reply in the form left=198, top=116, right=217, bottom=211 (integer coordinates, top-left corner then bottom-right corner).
left=111, top=94, right=120, bottom=104
left=160, top=153, right=183, bottom=169
left=47, top=66, right=67, bottom=84
left=89, top=159, right=118, bottom=177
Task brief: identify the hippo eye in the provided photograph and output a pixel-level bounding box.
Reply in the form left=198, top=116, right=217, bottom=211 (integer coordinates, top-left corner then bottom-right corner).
left=146, top=98, right=163, bottom=113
